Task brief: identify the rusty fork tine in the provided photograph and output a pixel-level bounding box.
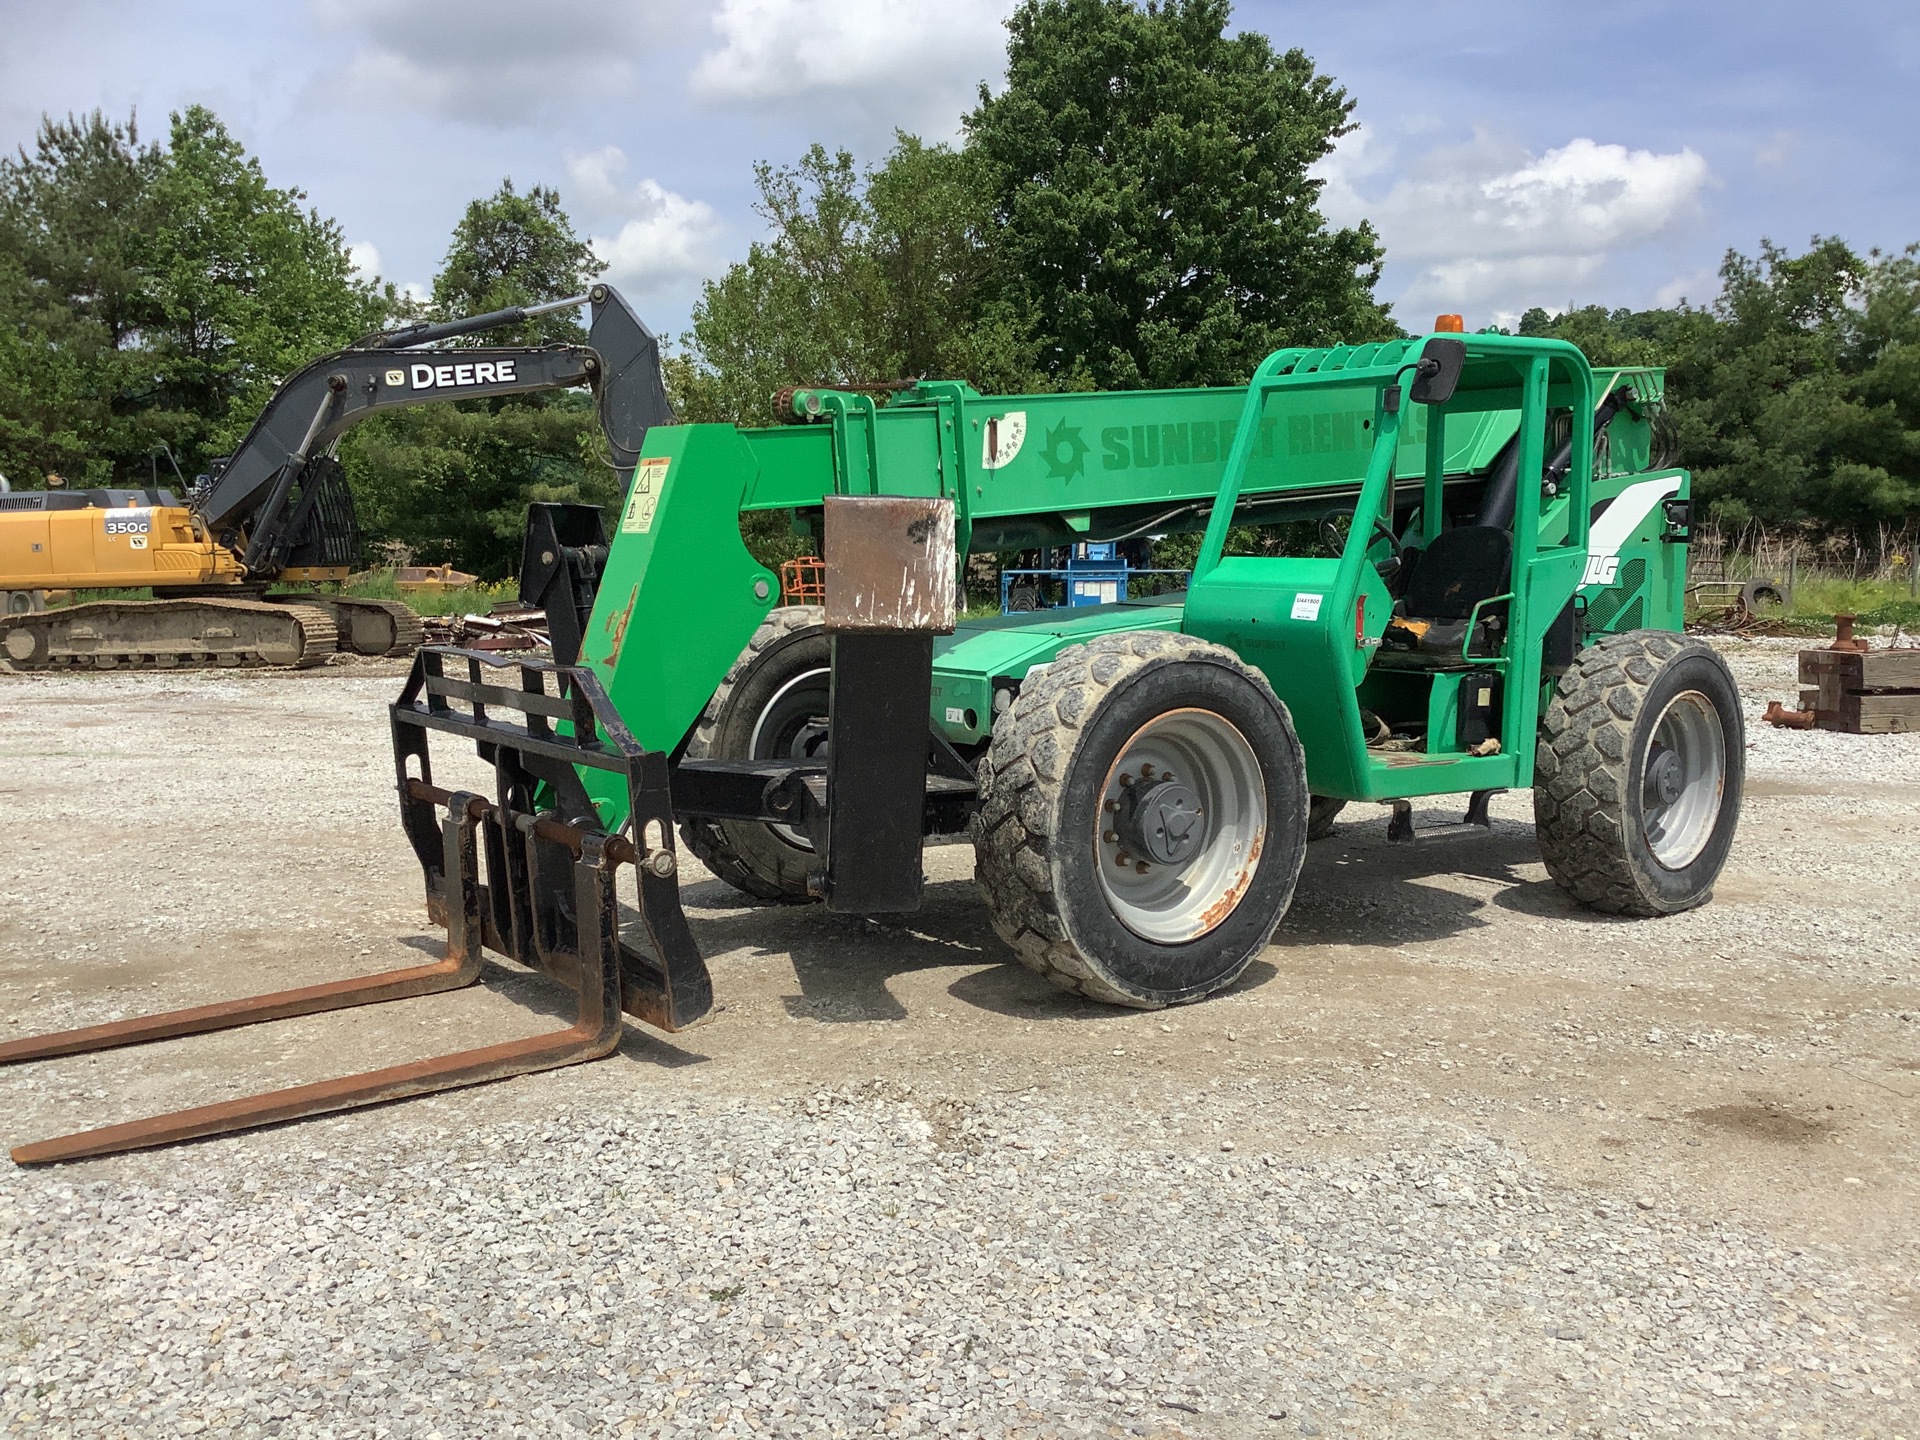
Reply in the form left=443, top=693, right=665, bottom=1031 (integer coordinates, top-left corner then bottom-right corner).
left=0, top=955, right=480, bottom=1066
left=10, top=1010, right=619, bottom=1166
left=9, top=829, right=628, bottom=1168
left=0, top=791, right=492, bottom=1069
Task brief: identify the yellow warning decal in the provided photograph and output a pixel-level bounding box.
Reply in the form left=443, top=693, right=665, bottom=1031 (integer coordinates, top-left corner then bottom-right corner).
left=621, top=457, right=669, bottom=534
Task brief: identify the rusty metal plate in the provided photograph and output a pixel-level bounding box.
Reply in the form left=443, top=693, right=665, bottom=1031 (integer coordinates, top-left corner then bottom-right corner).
left=823, top=496, right=956, bottom=634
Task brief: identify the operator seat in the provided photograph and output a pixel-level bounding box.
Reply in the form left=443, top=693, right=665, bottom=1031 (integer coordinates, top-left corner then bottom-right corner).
left=1376, top=524, right=1511, bottom=667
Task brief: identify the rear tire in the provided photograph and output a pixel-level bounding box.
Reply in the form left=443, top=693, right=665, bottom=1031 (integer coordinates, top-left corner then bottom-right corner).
left=972, top=631, right=1309, bottom=1008
left=1306, top=796, right=1346, bottom=841
left=678, top=607, right=828, bottom=902
left=1534, top=630, right=1743, bottom=915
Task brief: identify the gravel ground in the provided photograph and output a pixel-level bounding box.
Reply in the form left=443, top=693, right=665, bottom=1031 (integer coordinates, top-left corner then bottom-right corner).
left=1, top=637, right=1917, bottom=1438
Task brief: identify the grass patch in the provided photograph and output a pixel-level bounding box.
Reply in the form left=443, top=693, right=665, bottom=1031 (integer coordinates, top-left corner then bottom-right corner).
left=1692, top=573, right=1920, bottom=637
left=1782, top=574, right=1917, bottom=622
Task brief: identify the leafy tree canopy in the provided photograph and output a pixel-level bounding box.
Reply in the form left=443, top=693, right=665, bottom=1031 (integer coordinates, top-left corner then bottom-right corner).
left=670, top=138, right=1034, bottom=428
left=966, top=0, right=1393, bottom=389
left=0, top=106, right=384, bottom=488
left=1522, top=238, right=1920, bottom=534
left=431, top=180, right=603, bottom=345
left=672, top=0, right=1393, bottom=423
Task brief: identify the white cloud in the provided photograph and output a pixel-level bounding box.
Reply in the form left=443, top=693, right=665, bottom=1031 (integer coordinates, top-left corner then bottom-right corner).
left=1754, top=130, right=1796, bottom=169
left=316, top=0, right=1009, bottom=138
left=567, top=147, right=725, bottom=306
left=691, top=0, right=1012, bottom=138
left=1654, top=268, right=1719, bottom=309
left=316, top=0, right=691, bottom=125
left=348, top=241, right=429, bottom=302
left=1315, top=128, right=1712, bottom=326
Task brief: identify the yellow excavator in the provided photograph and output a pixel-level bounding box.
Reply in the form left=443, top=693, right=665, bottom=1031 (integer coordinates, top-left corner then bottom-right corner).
left=0, top=284, right=668, bottom=670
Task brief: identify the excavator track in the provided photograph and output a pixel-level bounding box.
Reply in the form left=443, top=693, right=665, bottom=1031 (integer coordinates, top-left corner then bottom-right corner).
left=269, top=594, right=425, bottom=657
left=0, top=598, right=338, bottom=672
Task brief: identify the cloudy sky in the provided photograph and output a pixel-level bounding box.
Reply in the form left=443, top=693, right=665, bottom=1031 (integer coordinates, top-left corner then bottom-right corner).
left=1, top=0, right=1913, bottom=337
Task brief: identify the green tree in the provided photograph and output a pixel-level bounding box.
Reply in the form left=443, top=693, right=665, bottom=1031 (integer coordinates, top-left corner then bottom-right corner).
left=670, top=138, right=1032, bottom=428
left=0, top=106, right=384, bottom=487
left=674, top=2, right=1393, bottom=422
left=431, top=180, right=603, bottom=344
left=1518, top=238, right=1920, bottom=536
left=1515, top=302, right=1707, bottom=370
left=341, top=181, right=615, bottom=575
left=141, top=105, right=387, bottom=466
left=965, top=0, right=1392, bottom=390
left=0, top=111, right=164, bottom=485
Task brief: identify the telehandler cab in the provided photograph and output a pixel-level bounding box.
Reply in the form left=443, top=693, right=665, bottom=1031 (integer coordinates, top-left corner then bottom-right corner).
left=4, top=325, right=1743, bottom=1163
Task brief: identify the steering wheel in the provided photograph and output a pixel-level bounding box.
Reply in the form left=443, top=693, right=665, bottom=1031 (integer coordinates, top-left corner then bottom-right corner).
left=1318, top=509, right=1404, bottom=572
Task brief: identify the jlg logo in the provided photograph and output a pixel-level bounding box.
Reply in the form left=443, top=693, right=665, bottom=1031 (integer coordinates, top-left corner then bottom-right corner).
left=408, top=359, right=518, bottom=390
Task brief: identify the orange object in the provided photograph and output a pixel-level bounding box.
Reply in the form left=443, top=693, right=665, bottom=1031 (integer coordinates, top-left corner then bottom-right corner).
left=779, top=555, right=826, bottom=605
left=1433, top=313, right=1465, bottom=333
left=1762, top=700, right=1817, bottom=730
left=1828, top=614, right=1871, bottom=653
left=394, top=564, right=478, bottom=594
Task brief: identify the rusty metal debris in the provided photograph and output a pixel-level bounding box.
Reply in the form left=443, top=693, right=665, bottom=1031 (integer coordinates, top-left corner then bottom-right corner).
left=1687, top=605, right=1793, bottom=637
left=421, top=603, right=549, bottom=652
left=1762, top=700, right=1817, bottom=729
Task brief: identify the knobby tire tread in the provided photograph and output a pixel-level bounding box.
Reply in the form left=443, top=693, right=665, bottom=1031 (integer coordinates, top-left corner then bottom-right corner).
left=1533, top=628, right=1716, bottom=916
left=677, top=606, right=822, bottom=903
left=971, top=630, right=1280, bottom=1008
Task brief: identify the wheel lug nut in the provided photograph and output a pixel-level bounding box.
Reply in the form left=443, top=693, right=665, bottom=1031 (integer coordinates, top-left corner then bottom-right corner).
left=1140, top=763, right=1153, bottom=778
left=1102, top=830, right=1118, bottom=843
left=1134, top=861, right=1149, bottom=875
left=1103, top=798, right=1119, bottom=812
left=1118, top=774, right=1132, bottom=788
left=1114, top=851, right=1131, bottom=867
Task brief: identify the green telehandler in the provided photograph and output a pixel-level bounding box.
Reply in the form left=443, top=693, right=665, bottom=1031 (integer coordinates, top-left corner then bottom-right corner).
left=4, top=319, right=1742, bottom=1163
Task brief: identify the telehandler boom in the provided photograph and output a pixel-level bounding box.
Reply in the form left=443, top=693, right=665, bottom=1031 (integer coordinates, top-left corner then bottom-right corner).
left=3, top=327, right=1741, bottom=1163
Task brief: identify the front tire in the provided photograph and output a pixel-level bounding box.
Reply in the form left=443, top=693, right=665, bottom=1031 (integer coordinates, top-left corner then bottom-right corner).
left=1534, top=630, right=1744, bottom=915
left=678, top=607, right=829, bottom=902
left=972, top=631, right=1309, bottom=1008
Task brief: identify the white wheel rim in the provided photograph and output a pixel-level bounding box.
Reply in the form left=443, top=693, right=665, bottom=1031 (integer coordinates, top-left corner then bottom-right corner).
left=748, top=666, right=830, bottom=848
left=1642, top=690, right=1726, bottom=870
left=1094, top=708, right=1267, bottom=944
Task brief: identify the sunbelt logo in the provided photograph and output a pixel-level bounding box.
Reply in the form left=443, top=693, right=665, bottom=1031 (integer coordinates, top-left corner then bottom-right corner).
left=399, top=359, right=520, bottom=390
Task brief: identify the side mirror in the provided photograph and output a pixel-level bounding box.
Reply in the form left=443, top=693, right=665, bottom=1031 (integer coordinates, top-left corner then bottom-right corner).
left=1409, top=337, right=1466, bottom=406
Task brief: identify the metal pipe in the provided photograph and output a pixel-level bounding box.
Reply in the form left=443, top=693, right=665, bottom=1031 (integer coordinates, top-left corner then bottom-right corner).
left=366, top=293, right=590, bottom=351
left=402, top=779, right=638, bottom=865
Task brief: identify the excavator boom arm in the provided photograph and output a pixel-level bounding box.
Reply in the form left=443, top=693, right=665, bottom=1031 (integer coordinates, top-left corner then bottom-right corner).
left=192, top=284, right=669, bottom=575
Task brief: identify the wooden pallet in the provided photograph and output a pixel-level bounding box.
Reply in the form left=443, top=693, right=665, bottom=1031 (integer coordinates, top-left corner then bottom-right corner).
left=1798, top=647, right=1920, bottom=733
